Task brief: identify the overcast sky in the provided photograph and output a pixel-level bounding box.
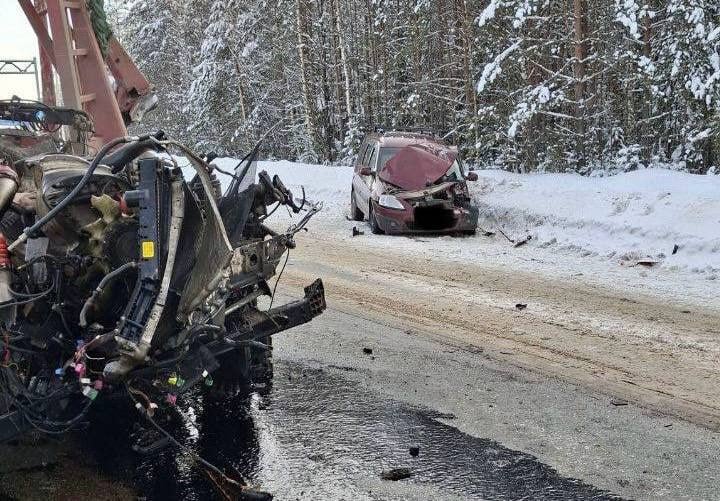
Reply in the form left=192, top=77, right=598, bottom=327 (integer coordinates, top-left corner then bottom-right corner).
left=1, top=3, right=41, bottom=99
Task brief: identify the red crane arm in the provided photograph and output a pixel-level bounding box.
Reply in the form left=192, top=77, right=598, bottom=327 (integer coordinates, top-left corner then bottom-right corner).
left=17, top=0, right=156, bottom=150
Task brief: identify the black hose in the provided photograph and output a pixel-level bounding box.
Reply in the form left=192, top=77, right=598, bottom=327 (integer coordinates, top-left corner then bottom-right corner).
left=9, top=132, right=162, bottom=252
left=79, top=261, right=137, bottom=327
left=104, top=131, right=165, bottom=173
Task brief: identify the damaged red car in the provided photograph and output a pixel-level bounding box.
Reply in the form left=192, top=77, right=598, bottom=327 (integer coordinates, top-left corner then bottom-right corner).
left=350, top=130, right=479, bottom=235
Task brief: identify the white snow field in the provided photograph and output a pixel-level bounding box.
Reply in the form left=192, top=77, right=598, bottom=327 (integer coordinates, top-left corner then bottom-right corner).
left=212, top=158, right=720, bottom=308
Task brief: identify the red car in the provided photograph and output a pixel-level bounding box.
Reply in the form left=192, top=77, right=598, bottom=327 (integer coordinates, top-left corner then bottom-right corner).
left=350, top=130, right=478, bottom=235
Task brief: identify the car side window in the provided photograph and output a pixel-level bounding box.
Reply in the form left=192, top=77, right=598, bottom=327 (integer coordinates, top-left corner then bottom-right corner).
left=362, top=143, right=374, bottom=166
left=357, top=144, right=368, bottom=168
left=368, top=146, right=379, bottom=171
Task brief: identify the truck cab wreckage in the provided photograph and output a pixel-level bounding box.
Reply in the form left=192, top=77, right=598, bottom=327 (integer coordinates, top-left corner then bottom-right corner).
left=0, top=102, right=326, bottom=444
left=0, top=0, right=326, bottom=454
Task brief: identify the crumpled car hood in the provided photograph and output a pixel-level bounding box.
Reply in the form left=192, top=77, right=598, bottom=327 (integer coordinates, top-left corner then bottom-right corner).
left=379, top=144, right=456, bottom=191
left=393, top=181, right=457, bottom=200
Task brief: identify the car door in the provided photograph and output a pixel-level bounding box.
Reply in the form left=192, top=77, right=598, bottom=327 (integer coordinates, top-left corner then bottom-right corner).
left=353, top=140, right=377, bottom=215
left=352, top=141, right=369, bottom=213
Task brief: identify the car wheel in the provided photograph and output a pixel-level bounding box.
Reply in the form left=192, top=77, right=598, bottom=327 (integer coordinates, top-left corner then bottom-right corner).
left=369, top=203, right=384, bottom=235
left=350, top=189, right=364, bottom=221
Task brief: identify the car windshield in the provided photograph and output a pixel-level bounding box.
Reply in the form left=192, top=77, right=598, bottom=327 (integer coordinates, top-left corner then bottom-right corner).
left=378, top=147, right=401, bottom=170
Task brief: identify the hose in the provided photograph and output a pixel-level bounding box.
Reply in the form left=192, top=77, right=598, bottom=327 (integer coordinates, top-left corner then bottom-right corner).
left=104, top=130, right=165, bottom=173
left=9, top=132, right=163, bottom=252
left=79, top=261, right=137, bottom=328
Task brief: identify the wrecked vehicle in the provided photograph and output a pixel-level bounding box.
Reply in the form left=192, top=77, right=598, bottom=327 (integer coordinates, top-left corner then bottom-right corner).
left=0, top=98, right=325, bottom=445
left=350, top=130, right=479, bottom=235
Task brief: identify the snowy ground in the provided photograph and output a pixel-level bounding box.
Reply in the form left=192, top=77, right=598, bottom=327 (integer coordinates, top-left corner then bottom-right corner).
left=212, top=158, right=720, bottom=309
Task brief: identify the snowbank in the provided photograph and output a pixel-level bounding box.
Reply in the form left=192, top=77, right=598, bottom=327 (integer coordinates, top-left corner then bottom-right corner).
left=473, top=169, right=720, bottom=275
left=212, top=158, right=720, bottom=304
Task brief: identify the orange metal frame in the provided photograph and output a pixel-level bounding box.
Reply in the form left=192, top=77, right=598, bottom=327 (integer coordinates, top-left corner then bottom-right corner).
left=17, top=0, right=154, bottom=149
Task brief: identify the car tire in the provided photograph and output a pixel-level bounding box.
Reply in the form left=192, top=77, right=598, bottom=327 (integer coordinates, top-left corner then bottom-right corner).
left=350, top=189, right=364, bottom=221
left=369, top=203, right=384, bottom=235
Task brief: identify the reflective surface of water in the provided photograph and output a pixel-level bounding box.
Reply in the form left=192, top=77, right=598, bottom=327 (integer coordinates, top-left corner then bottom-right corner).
left=83, top=361, right=622, bottom=500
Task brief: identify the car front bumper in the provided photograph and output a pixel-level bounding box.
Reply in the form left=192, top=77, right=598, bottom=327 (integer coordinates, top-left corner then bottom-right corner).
left=374, top=203, right=479, bottom=235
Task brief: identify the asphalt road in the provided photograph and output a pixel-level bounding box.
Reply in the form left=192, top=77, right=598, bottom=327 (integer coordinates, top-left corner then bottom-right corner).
left=0, top=287, right=717, bottom=500
left=1, top=232, right=719, bottom=500
left=262, top=287, right=719, bottom=501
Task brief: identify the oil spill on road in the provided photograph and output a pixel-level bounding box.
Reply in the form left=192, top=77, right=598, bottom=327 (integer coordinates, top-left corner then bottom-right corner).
left=80, top=360, right=623, bottom=500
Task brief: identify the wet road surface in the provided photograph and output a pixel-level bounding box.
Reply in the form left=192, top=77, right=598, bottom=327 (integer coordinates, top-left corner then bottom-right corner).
left=81, top=360, right=621, bottom=501
left=3, top=289, right=718, bottom=500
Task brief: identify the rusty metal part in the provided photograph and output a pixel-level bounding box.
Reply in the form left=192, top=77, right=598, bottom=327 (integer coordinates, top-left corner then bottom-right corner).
left=0, top=164, right=19, bottom=219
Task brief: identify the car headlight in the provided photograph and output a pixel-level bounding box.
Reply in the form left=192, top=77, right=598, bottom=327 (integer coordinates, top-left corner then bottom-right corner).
left=378, top=194, right=405, bottom=210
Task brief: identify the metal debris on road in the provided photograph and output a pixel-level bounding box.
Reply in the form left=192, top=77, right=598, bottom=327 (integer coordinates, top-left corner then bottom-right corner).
left=381, top=467, right=413, bottom=481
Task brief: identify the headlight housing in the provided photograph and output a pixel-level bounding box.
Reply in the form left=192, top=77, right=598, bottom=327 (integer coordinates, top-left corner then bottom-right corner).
left=378, top=194, right=405, bottom=210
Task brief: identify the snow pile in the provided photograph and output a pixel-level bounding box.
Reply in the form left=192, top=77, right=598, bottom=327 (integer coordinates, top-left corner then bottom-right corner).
left=473, top=169, right=720, bottom=275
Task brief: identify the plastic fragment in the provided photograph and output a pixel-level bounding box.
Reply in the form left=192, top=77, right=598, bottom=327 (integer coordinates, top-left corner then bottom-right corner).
left=166, top=394, right=177, bottom=405
left=82, top=386, right=98, bottom=400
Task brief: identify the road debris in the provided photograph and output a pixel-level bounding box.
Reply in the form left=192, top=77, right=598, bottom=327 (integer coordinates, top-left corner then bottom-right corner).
left=496, top=226, right=532, bottom=247
left=514, top=235, right=533, bottom=247
left=363, top=347, right=373, bottom=355
left=381, top=467, right=413, bottom=481
left=620, top=256, right=661, bottom=267
left=515, top=303, right=528, bottom=311
left=409, top=446, right=420, bottom=457
left=352, top=226, right=365, bottom=237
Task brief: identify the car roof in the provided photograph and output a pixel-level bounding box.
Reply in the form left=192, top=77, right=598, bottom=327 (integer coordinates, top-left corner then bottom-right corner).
left=367, top=130, right=447, bottom=148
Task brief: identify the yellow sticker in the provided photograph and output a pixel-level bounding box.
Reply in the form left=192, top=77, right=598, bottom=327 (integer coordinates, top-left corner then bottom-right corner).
left=141, top=241, right=155, bottom=259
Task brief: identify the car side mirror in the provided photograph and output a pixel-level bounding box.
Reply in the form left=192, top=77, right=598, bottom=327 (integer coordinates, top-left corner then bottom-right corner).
left=359, top=167, right=373, bottom=176
left=465, top=172, right=478, bottom=182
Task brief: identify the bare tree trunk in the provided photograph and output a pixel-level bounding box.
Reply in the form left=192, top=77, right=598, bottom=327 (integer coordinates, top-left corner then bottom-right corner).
left=230, top=52, right=247, bottom=122
left=296, top=0, right=322, bottom=158
left=334, top=0, right=353, bottom=119
left=573, top=0, right=588, bottom=169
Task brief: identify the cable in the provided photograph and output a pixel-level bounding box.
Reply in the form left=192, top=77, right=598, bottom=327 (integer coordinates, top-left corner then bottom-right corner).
left=125, top=383, right=242, bottom=488
left=258, top=202, right=280, bottom=222
left=3, top=279, right=55, bottom=307
left=8, top=134, right=148, bottom=252
left=268, top=249, right=290, bottom=310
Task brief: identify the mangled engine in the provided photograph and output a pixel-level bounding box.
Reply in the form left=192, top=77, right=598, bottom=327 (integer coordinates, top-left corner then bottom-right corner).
left=0, top=133, right=325, bottom=441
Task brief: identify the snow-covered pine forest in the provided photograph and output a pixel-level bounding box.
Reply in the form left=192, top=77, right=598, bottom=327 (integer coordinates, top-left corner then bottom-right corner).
left=110, top=0, right=720, bottom=174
